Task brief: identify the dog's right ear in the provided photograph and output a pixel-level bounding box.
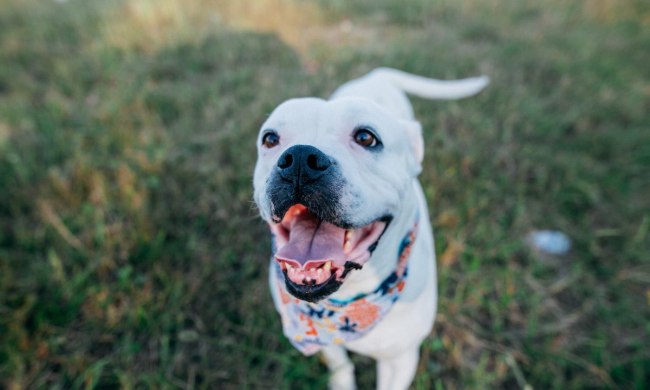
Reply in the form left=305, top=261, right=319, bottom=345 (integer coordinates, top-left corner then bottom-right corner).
left=402, top=119, right=424, bottom=176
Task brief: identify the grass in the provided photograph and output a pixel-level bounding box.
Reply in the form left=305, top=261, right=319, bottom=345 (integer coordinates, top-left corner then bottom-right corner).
left=1, top=0, right=648, bottom=388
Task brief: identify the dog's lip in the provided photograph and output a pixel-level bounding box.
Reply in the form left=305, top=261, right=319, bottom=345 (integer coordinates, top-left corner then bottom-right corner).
left=270, top=204, right=390, bottom=288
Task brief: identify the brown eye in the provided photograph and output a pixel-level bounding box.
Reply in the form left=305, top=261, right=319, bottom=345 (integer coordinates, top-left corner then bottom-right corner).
left=353, top=128, right=380, bottom=148
left=262, top=131, right=280, bottom=148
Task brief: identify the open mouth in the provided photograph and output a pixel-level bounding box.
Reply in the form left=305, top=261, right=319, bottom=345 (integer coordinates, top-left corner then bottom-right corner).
left=270, top=204, right=389, bottom=301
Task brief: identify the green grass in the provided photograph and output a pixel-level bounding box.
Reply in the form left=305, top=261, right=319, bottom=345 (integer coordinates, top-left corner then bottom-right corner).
left=1, top=0, right=648, bottom=388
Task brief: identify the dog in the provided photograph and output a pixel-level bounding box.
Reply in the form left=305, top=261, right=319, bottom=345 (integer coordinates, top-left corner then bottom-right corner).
left=253, top=68, right=488, bottom=389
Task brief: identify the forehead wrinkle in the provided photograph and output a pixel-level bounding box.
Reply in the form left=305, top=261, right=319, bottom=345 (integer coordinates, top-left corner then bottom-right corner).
left=314, top=105, right=351, bottom=152
left=336, top=102, right=391, bottom=137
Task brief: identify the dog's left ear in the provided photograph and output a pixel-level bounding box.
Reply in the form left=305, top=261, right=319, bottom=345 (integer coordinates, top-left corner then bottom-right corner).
left=402, top=120, right=424, bottom=175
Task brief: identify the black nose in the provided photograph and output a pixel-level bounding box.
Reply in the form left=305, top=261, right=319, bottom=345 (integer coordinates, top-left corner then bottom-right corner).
left=277, top=145, right=333, bottom=186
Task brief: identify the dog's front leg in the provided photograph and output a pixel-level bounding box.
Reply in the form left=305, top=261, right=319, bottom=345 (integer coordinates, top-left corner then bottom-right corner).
left=321, top=345, right=356, bottom=390
left=376, top=347, right=420, bottom=390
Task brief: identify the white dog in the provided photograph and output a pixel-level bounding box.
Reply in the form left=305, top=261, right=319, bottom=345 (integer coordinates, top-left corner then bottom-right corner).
left=253, top=68, right=488, bottom=389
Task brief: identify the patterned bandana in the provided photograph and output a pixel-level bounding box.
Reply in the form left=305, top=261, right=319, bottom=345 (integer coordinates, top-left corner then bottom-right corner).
left=272, top=216, right=419, bottom=355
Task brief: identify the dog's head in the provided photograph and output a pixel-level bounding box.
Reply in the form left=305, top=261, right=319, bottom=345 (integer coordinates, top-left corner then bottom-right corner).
left=253, top=97, right=423, bottom=302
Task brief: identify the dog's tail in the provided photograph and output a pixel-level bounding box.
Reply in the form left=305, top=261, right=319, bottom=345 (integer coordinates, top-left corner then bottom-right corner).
left=370, top=67, right=489, bottom=100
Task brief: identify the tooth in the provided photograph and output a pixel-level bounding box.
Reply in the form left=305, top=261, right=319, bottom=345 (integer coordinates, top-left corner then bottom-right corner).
left=317, top=268, right=322, bottom=275
left=324, top=262, right=331, bottom=272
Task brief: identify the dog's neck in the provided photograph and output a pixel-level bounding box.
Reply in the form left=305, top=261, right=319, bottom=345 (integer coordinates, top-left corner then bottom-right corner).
left=329, top=179, right=421, bottom=300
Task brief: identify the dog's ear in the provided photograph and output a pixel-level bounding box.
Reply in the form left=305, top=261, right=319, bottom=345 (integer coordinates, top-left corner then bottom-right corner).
left=402, top=120, right=424, bottom=175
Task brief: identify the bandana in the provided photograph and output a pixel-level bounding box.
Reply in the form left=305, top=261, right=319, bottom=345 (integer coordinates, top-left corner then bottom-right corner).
left=272, top=216, right=419, bottom=355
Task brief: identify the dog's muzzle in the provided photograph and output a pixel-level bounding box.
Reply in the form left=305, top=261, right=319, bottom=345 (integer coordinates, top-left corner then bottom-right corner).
left=264, top=145, right=391, bottom=302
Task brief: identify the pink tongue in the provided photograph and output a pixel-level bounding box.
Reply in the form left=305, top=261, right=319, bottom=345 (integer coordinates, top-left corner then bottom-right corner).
left=275, top=212, right=346, bottom=265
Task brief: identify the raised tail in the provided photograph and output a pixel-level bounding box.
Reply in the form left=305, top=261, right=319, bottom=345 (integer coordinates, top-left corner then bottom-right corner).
left=369, top=67, right=489, bottom=100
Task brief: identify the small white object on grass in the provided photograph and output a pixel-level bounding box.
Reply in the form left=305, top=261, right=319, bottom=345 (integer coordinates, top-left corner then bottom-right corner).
left=527, top=230, right=571, bottom=255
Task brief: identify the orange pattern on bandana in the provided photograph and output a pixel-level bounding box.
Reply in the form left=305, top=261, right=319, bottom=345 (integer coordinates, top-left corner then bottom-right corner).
left=341, top=299, right=380, bottom=330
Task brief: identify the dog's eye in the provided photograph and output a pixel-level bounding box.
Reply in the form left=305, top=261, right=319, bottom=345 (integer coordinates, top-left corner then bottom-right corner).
left=353, top=128, right=380, bottom=148
left=262, top=131, right=280, bottom=148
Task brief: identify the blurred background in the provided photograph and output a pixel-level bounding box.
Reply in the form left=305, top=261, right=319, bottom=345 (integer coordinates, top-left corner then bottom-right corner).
left=0, top=0, right=648, bottom=388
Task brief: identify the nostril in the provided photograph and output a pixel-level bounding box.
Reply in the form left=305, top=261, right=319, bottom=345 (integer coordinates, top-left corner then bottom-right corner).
left=278, top=154, right=293, bottom=169
left=307, top=154, right=330, bottom=171
left=306, top=154, right=318, bottom=170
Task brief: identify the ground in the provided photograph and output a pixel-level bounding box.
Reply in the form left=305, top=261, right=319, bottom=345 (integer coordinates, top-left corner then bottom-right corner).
left=0, top=0, right=649, bottom=388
